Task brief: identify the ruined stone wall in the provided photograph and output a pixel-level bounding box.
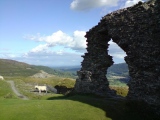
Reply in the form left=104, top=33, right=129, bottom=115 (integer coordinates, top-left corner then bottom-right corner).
left=74, top=0, right=160, bottom=106
left=74, top=25, right=115, bottom=96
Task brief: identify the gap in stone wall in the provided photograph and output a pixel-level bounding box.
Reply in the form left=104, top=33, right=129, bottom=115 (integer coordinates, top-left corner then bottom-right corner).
left=108, top=39, right=126, bottom=64
left=107, top=39, right=129, bottom=96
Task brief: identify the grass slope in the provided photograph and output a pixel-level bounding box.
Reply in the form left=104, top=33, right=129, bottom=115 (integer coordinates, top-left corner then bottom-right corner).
left=0, top=95, right=158, bottom=120
left=4, top=76, right=75, bottom=100
left=0, top=78, right=158, bottom=120
left=0, top=80, right=17, bottom=99
left=0, top=59, right=76, bottom=78
left=0, top=99, right=110, bottom=120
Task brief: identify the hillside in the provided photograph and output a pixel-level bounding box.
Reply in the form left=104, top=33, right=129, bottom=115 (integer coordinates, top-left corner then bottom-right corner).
left=0, top=59, right=129, bottom=82
left=107, top=63, right=129, bottom=77
left=0, top=59, right=38, bottom=77
left=53, top=66, right=80, bottom=77
left=0, top=59, right=75, bottom=78
left=57, top=63, right=130, bottom=85
left=57, top=63, right=129, bottom=78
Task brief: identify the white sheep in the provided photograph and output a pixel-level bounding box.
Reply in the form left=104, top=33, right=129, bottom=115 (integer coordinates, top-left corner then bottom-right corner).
left=35, top=85, right=48, bottom=93
left=0, top=76, right=4, bottom=80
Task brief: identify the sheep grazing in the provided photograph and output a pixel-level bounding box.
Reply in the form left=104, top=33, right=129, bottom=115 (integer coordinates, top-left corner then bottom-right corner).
left=35, top=85, right=48, bottom=93
left=0, top=76, right=4, bottom=80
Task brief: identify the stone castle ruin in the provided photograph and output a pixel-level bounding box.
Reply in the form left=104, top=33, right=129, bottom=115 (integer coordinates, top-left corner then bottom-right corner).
left=74, top=0, right=160, bottom=109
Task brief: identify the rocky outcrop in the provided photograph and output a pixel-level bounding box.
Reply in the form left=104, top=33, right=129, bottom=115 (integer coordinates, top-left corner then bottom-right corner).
left=74, top=0, right=160, bottom=113
left=31, top=70, right=54, bottom=78
left=55, top=85, right=73, bottom=95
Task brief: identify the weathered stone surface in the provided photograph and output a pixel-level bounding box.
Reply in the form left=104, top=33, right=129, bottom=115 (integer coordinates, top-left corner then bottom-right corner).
left=74, top=0, right=160, bottom=114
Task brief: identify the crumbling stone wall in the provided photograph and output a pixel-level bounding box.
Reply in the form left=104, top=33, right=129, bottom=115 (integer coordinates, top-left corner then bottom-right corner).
left=74, top=0, right=160, bottom=106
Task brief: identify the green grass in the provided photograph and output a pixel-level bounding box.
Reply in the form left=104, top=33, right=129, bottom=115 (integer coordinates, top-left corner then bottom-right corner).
left=0, top=77, right=159, bottom=120
left=0, top=81, right=17, bottom=100
left=110, top=86, right=128, bottom=97
left=5, top=76, right=75, bottom=100
left=0, top=98, right=111, bottom=120
left=0, top=95, right=158, bottom=120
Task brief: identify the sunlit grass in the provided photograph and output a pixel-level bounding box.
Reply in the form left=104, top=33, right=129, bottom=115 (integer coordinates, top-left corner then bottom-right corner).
left=1, top=77, right=158, bottom=120
left=0, top=98, right=112, bottom=120
left=0, top=80, right=17, bottom=100
left=110, top=85, right=128, bottom=97
left=4, top=76, right=75, bottom=100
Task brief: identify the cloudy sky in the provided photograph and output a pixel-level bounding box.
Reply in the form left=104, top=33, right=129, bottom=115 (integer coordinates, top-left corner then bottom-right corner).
left=0, top=0, right=146, bottom=67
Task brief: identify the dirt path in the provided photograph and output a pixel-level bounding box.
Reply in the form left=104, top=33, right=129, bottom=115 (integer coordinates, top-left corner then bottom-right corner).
left=7, top=81, right=29, bottom=100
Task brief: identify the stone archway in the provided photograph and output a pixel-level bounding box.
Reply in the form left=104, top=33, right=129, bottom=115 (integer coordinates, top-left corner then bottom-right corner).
left=74, top=0, right=160, bottom=107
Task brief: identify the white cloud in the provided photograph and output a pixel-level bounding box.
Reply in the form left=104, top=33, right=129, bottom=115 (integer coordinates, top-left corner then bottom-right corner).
left=56, top=50, right=64, bottom=55
left=124, top=0, right=144, bottom=8
left=21, top=50, right=83, bottom=66
left=0, top=54, right=16, bottom=58
left=30, top=44, right=49, bottom=53
left=23, top=31, right=127, bottom=65
left=108, top=40, right=126, bottom=62
left=24, top=33, right=45, bottom=41
left=1, top=37, right=126, bottom=66
left=70, top=31, right=86, bottom=51
left=45, top=31, right=73, bottom=46
left=20, top=30, right=88, bottom=66
left=70, top=0, right=118, bottom=11
left=26, top=30, right=87, bottom=53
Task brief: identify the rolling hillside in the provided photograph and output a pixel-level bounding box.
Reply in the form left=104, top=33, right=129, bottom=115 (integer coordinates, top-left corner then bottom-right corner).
left=0, top=59, right=75, bottom=78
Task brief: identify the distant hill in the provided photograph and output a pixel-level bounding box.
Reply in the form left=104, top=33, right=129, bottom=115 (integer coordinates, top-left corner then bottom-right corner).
left=0, top=59, right=37, bottom=77
left=57, top=63, right=129, bottom=77
left=107, top=63, right=129, bottom=77
left=0, top=59, right=129, bottom=81
left=53, top=66, right=80, bottom=75
left=57, top=63, right=130, bottom=84
left=0, top=59, right=76, bottom=78
left=107, top=63, right=129, bottom=85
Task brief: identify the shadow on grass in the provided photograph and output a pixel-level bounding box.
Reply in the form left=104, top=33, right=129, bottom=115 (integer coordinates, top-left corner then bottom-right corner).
left=47, top=93, right=159, bottom=120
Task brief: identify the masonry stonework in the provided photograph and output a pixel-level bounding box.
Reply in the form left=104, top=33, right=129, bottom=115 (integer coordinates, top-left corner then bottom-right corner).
left=74, top=0, right=160, bottom=108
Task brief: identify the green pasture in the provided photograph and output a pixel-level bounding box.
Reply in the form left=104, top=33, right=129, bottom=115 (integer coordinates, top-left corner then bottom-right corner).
left=0, top=98, right=110, bottom=120
left=3, top=75, right=129, bottom=100
left=0, top=80, right=17, bottom=99
left=0, top=60, right=158, bottom=119
left=0, top=95, right=156, bottom=120
left=4, top=76, right=75, bottom=100
left=0, top=77, right=158, bottom=120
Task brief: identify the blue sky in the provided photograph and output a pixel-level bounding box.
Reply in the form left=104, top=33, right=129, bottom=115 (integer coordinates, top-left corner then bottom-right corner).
left=0, top=0, right=146, bottom=67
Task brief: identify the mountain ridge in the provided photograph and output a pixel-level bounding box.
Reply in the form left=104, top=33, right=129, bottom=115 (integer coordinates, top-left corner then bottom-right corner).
left=0, top=59, right=75, bottom=78
left=57, top=63, right=129, bottom=77
left=0, top=59, right=129, bottom=80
